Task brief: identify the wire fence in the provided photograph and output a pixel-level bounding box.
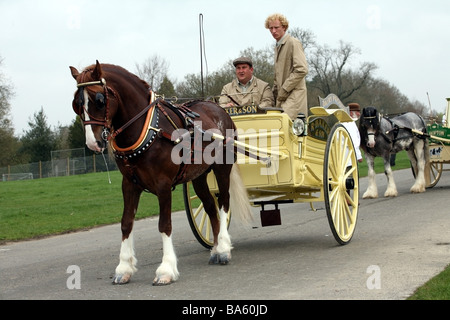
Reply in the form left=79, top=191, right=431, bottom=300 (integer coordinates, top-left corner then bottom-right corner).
left=1, top=150, right=118, bottom=181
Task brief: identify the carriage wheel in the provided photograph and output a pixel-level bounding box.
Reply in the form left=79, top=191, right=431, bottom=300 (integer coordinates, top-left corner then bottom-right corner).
left=411, top=161, right=442, bottom=188
left=427, top=162, right=443, bottom=188
left=183, top=182, right=231, bottom=249
left=323, top=124, right=359, bottom=245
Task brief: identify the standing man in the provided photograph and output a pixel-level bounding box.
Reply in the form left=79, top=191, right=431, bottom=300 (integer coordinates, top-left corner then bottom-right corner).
left=265, top=13, right=309, bottom=119
left=219, top=56, right=274, bottom=109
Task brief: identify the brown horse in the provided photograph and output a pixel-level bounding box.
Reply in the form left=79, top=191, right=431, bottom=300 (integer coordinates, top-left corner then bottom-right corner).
left=69, top=61, right=252, bottom=285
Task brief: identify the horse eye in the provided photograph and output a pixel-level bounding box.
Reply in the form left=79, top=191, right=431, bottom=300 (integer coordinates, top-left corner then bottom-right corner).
left=95, top=92, right=105, bottom=109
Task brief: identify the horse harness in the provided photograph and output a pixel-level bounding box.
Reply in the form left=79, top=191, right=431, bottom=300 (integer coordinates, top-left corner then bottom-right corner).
left=363, top=112, right=428, bottom=155
left=76, top=77, right=208, bottom=189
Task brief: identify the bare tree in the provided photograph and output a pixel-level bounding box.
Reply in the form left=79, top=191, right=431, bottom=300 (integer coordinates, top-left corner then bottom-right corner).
left=308, top=40, right=378, bottom=103
left=290, top=27, right=317, bottom=53
left=135, top=55, right=170, bottom=91
left=0, top=56, right=14, bottom=131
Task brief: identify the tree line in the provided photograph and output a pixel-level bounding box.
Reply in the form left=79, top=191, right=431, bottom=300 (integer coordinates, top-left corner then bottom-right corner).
left=0, top=29, right=437, bottom=167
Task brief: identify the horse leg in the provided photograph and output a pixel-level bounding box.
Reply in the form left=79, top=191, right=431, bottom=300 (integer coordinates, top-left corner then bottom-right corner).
left=410, top=139, right=426, bottom=193
left=383, top=155, right=398, bottom=197
left=153, top=189, right=179, bottom=286
left=112, top=179, right=141, bottom=284
left=193, top=174, right=232, bottom=265
left=363, top=153, right=378, bottom=199
left=212, top=165, right=235, bottom=265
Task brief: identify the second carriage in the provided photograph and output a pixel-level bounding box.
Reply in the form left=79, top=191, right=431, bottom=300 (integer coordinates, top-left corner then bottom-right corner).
left=422, top=97, right=450, bottom=188
left=183, top=94, right=360, bottom=248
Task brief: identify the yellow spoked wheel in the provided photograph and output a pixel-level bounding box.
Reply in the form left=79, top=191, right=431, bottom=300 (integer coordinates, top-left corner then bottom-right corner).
left=323, top=124, right=359, bottom=245
left=182, top=182, right=231, bottom=249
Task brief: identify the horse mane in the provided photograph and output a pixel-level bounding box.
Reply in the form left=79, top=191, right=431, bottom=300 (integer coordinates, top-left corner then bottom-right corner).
left=81, top=63, right=151, bottom=91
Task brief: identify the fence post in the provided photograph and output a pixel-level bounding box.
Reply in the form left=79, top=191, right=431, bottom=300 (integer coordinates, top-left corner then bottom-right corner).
left=93, top=154, right=96, bottom=173
left=39, top=161, right=42, bottom=179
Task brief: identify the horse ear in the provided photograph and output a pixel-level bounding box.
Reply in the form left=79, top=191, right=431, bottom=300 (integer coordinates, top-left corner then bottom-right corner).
left=92, top=60, right=103, bottom=80
left=69, top=66, right=79, bottom=80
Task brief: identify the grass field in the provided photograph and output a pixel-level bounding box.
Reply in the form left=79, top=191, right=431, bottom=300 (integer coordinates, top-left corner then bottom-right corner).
left=1, top=150, right=448, bottom=299
left=0, top=171, right=189, bottom=242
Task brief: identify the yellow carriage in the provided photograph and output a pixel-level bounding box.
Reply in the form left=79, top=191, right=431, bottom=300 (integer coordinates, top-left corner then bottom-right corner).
left=183, top=94, right=360, bottom=248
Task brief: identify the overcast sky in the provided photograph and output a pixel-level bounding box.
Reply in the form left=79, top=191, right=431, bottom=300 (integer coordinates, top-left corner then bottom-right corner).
left=1, top=0, right=449, bottom=135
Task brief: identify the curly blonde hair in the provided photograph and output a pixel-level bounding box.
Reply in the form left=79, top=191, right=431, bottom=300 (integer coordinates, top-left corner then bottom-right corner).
left=265, top=13, right=289, bottom=30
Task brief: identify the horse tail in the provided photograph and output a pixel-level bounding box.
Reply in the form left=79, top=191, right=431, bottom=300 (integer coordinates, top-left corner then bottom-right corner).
left=423, top=133, right=430, bottom=165
left=229, top=163, right=253, bottom=225
left=421, top=116, right=430, bottom=165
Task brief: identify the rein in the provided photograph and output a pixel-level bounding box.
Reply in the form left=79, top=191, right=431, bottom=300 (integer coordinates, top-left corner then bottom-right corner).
left=76, top=76, right=198, bottom=161
left=76, top=77, right=161, bottom=145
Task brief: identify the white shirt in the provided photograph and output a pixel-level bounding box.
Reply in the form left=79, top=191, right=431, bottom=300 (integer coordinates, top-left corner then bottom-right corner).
left=342, top=121, right=362, bottom=165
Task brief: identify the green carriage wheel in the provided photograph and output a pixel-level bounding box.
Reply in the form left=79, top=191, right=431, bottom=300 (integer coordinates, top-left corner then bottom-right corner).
left=323, top=124, right=359, bottom=245
left=183, top=182, right=231, bottom=249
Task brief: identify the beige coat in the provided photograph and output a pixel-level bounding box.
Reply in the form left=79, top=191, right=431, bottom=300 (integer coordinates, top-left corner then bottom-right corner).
left=273, top=33, right=309, bottom=119
left=219, top=77, right=274, bottom=108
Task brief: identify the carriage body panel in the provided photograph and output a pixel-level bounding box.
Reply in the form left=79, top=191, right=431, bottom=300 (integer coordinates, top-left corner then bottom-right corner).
left=206, top=105, right=348, bottom=204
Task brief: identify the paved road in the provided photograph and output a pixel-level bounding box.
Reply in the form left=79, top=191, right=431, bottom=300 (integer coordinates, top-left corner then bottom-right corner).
left=1, top=168, right=450, bottom=301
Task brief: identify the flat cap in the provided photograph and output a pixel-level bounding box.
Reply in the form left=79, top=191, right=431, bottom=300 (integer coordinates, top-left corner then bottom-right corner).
left=233, top=57, right=253, bottom=67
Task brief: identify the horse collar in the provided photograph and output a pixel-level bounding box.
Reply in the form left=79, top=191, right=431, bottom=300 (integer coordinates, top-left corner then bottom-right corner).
left=112, top=105, right=160, bottom=160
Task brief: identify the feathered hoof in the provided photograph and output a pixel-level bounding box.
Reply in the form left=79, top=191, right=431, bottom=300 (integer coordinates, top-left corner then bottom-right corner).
left=152, top=275, right=174, bottom=286
left=112, top=273, right=132, bottom=285
left=362, top=192, right=378, bottom=199
left=410, top=185, right=425, bottom=193
left=209, top=253, right=230, bottom=265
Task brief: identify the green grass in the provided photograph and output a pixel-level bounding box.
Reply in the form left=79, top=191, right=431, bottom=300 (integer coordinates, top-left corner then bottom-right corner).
left=408, top=264, right=450, bottom=300
left=0, top=170, right=189, bottom=242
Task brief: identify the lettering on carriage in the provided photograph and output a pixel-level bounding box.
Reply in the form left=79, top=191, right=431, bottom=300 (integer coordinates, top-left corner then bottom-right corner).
left=225, top=105, right=259, bottom=116
left=430, top=147, right=443, bottom=158
left=66, top=265, right=81, bottom=290
left=309, top=118, right=330, bottom=141
left=366, top=265, right=381, bottom=290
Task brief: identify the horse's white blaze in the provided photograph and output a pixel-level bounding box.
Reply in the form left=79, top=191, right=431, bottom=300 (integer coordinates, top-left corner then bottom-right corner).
left=155, top=233, right=179, bottom=282
left=115, top=231, right=137, bottom=277
left=82, top=90, right=102, bottom=152
left=367, top=128, right=376, bottom=148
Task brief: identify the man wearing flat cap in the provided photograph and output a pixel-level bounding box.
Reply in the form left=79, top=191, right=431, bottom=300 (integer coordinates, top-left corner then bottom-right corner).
left=219, top=56, right=274, bottom=108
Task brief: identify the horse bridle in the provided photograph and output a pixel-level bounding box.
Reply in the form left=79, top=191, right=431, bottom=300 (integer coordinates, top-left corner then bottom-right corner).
left=75, top=77, right=162, bottom=145
left=75, top=78, right=113, bottom=142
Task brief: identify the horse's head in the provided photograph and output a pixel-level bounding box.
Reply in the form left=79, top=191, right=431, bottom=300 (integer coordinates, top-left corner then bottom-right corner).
left=69, top=60, right=118, bottom=153
left=360, top=106, right=380, bottom=148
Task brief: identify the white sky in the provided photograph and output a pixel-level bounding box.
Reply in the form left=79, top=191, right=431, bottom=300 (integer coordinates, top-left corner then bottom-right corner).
left=1, top=0, right=449, bottom=135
